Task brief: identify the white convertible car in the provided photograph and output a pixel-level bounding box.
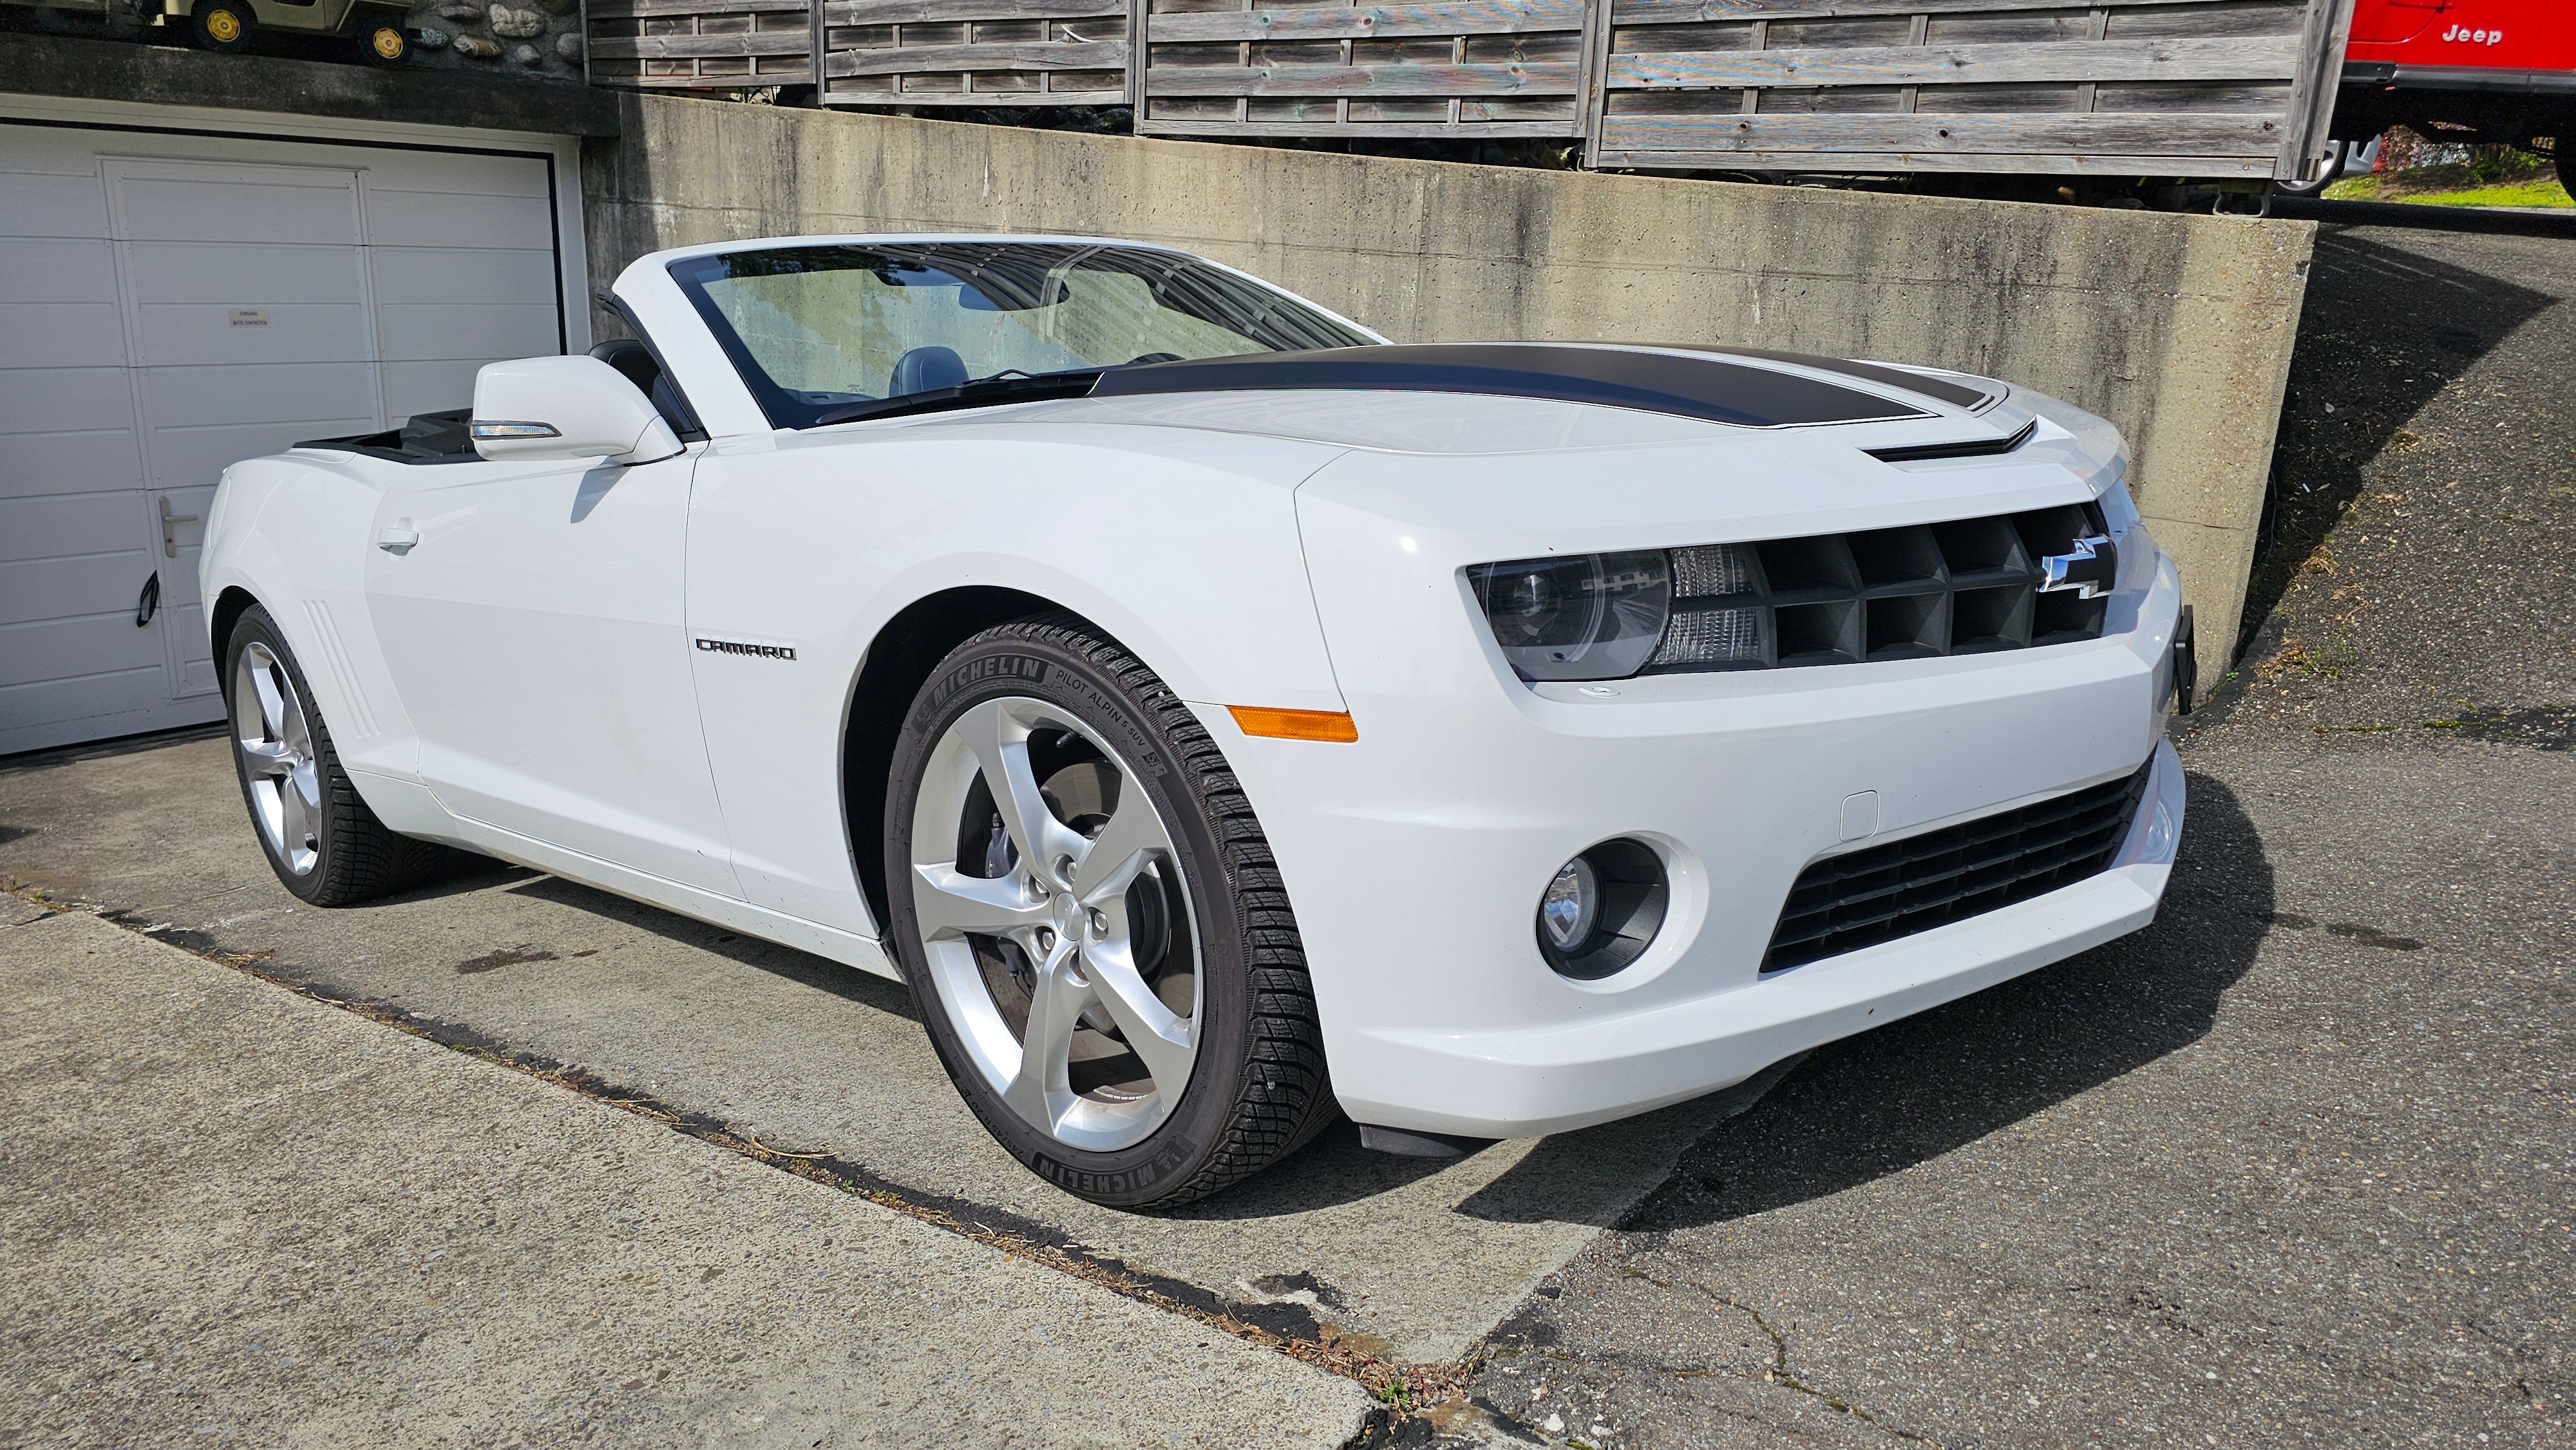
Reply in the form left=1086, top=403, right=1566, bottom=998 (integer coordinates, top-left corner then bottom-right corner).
left=202, top=234, right=2190, bottom=1207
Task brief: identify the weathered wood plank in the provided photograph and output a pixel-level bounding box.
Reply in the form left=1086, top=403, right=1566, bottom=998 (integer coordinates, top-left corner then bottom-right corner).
left=822, top=0, right=1122, bottom=22
left=1596, top=109, right=2285, bottom=153
left=1611, top=0, right=2288, bottom=24
left=825, top=39, right=1125, bottom=73
left=1139, top=117, right=1580, bottom=134
left=1144, top=59, right=1579, bottom=94
left=826, top=83, right=1129, bottom=100
left=1608, top=35, right=2302, bottom=89
left=595, top=32, right=815, bottom=57
left=1146, top=0, right=1581, bottom=44
left=2275, top=0, right=2354, bottom=179
left=1593, top=144, right=2277, bottom=174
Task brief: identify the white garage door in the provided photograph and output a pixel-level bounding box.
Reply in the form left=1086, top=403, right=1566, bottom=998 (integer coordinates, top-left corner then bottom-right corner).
left=0, top=121, right=578, bottom=756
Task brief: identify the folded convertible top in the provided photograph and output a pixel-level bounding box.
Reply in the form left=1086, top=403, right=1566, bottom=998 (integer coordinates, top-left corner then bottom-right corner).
left=1088, top=343, right=1949, bottom=428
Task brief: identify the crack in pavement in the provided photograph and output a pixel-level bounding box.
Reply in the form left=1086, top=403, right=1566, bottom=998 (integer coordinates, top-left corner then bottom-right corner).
left=1707, top=1290, right=1948, bottom=1447
left=1615, top=1261, right=1947, bottom=1446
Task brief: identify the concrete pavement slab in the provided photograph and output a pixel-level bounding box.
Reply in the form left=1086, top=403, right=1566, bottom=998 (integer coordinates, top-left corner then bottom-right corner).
left=0, top=905, right=1376, bottom=1449
left=0, top=732, right=1744, bottom=1366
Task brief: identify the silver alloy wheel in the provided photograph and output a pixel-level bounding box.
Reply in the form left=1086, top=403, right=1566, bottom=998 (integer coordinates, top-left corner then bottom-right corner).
left=909, top=695, right=1202, bottom=1153
left=232, top=640, right=323, bottom=876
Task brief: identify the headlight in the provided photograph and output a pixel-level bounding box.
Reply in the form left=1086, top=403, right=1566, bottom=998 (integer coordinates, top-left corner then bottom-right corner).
left=1466, top=551, right=1671, bottom=681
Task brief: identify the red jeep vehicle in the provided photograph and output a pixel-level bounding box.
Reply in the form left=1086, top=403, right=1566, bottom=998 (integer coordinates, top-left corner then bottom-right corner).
left=2336, top=0, right=2575, bottom=156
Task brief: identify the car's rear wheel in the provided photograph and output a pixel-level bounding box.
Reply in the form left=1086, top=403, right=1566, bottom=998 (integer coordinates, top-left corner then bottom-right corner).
left=883, top=616, right=1335, bottom=1208
left=225, top=605, right=457, bottom=906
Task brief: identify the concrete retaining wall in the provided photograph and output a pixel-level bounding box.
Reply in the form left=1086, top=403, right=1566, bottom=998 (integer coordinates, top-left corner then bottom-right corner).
left=584, top=93, right=2316, bottom=692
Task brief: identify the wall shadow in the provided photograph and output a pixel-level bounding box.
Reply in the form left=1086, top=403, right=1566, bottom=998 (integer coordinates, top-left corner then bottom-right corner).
left=1466, top=768, right=2270, bottom=1234
left=2238, top=227, right=2559, bottom=659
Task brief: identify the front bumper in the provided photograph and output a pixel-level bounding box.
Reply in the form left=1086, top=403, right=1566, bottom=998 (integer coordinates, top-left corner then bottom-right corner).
left=1296, top=737, right=2181, bottom=1138
left=1215, top=447, right=2188, bottom=1140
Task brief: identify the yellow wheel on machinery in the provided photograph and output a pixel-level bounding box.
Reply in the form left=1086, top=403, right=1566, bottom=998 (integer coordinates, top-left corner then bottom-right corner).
left=365, top=22, right=407, bottom=61
left=190, top=0, right=252, bottom=51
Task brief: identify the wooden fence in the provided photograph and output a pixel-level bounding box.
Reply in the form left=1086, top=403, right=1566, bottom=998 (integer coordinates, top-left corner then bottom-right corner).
left=588, top=0, right=1129, bottom=101
left=586, top=0, right=2355, bottom=177
left=1587, top=0, right=2354, bottom=177
left=1135, top=0, right=1591, bottom=140
left=588, top=0, right=822, bottom=88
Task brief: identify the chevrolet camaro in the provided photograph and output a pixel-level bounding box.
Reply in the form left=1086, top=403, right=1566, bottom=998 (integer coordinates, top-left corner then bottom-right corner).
left=200, top=234, right=2190, bottom=1207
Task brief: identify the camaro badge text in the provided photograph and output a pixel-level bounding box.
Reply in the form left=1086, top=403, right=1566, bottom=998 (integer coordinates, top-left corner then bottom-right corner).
left=696, top=637, right=797, bottom=661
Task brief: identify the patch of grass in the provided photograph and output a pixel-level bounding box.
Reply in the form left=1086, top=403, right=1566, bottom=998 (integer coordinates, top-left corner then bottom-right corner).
left=2415, top=179, right=2573, bottom=209
left=2322, top=158, right=2570, bottom=209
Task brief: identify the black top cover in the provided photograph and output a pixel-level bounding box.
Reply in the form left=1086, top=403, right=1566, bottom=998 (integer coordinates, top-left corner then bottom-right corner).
left=1088, top=343, right=1937, bottom=428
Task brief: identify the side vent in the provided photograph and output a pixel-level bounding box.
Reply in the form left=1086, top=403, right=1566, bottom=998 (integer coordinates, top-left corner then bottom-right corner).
left=301, top=599, right=380, bottom=740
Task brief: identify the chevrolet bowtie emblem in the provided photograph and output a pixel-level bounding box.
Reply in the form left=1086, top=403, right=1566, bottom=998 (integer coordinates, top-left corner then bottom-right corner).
left=2038, top=534, right=2117, bottom=600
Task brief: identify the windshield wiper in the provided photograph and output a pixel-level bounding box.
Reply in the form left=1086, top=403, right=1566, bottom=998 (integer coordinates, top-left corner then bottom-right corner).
left=810, top=367, right=1107, bottom=428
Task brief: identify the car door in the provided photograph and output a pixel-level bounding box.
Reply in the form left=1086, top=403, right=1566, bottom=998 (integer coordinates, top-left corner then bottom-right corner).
left=361, top=446, right=742, bottom=898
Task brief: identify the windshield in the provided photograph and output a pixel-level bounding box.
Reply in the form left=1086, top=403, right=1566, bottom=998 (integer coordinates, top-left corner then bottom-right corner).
left=666, top=241, right=1378, bottom=429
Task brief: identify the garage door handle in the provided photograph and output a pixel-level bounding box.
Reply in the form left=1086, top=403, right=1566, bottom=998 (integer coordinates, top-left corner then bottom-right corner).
left=377, top=526, right=421, bottom=554
left=135, top=571, right=159, bottom=628
left=158, top=496, right=200, bottom=559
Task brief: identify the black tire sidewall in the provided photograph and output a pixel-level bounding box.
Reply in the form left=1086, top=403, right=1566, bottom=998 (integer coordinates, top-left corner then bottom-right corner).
left=223, top=606, right=338, bottom=904
left=883, top=629, right=1256, bottom=1209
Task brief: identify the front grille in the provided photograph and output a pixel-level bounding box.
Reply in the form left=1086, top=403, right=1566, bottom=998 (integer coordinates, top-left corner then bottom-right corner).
left=1647, top=502, right=2110, bottom=673
left=1763, top=758, right=2154, bottom=973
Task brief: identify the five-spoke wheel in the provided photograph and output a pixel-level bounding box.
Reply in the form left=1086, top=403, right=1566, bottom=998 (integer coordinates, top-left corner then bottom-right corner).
left=232, top=639, right=324, bottom=878
left=223, top=605, right=457, bottom=905
left=885, top=616, right=1335, bottom=1208
left=910, top=695, right=1202, bottom=1153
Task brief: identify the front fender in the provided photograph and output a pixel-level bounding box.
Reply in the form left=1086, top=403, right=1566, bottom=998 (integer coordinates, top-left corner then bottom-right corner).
left=681, top=417, right=1350, bottom=935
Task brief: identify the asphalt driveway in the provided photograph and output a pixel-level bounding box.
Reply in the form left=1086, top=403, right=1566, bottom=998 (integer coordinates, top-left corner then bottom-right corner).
left=1449, top=221, right=2575, bottom=1447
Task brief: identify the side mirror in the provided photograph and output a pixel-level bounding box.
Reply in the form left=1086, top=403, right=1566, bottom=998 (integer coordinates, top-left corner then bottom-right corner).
left=469, top=355, right=685, bottom=464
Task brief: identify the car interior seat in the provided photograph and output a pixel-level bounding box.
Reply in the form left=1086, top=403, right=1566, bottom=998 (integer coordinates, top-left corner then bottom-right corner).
left=889, top=346, right=969, bottom=398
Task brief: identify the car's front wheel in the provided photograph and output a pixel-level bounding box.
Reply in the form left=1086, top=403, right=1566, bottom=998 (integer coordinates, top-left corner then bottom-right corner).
left=225, top=605, right=455, bottom=906
left=884, top=616, right=1335, bottom=1208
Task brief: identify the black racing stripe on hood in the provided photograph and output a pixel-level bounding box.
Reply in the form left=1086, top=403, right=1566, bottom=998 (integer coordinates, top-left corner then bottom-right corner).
left=1088, top=344, right=1932, bottom=428
left=1689, top=346, right=2000, bottom=410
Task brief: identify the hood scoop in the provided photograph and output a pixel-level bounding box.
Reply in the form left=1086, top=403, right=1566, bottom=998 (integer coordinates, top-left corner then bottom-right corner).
left=1091, top=344, right=1934, bottom=429
left=1864, top=417, right=2038, bottom=464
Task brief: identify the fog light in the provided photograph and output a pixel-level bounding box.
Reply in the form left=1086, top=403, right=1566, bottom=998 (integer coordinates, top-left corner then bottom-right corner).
left=1535, top=839, right=1671, bottom=981
left=1539, top=858, right=1600, bottom=953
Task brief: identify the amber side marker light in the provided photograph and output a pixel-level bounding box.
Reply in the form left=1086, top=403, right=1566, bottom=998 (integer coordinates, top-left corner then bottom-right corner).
left=1227, top=706, right=1360, bottom=743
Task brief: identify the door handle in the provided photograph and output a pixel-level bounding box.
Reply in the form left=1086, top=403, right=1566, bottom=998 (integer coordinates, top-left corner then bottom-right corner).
left=135, top=571, right=159, bottom=627
left=377, top=525, right=421, bottom=554
left=159, top=495, right=201, bottom=559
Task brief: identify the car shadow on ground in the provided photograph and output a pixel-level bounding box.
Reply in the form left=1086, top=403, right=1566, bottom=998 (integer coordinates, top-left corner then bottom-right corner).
left=2239, top=228, right=2559, bottom=659
left=339, top=769, right=2269, bottom=1227
left=482, top=871, right=927, bottom=1022
left=1455, top=769, right=2271, bottom=1232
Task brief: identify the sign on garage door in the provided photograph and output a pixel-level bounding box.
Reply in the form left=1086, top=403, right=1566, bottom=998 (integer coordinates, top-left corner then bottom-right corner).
left=1, top=124, right=574, bottom=755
